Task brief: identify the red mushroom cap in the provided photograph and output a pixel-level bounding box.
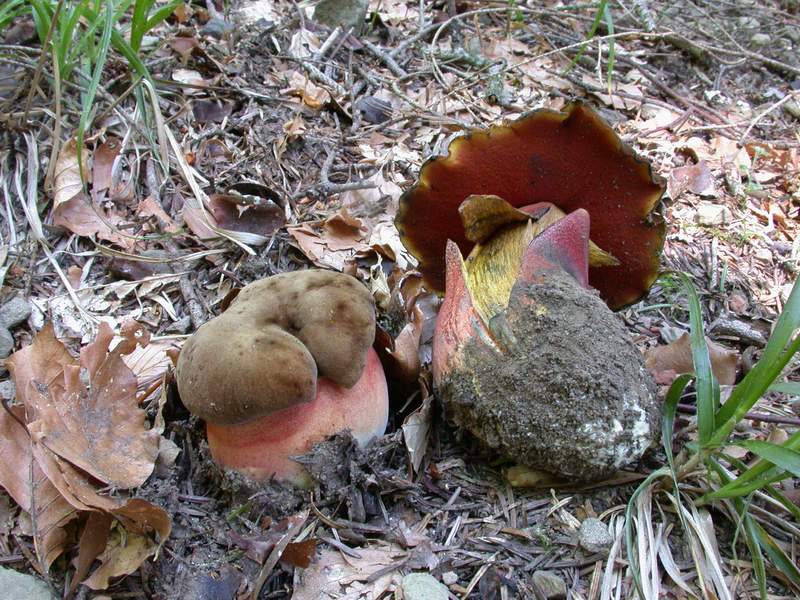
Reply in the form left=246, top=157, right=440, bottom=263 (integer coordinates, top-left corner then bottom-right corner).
left=396, top=103, right=666, bottom=309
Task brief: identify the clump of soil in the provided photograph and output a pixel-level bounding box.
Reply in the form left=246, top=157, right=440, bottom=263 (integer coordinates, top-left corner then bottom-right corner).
left=438, top=270, right=659, bottom=481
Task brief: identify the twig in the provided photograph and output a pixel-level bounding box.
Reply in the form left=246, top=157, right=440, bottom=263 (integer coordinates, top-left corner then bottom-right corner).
left=362, top=39, right=407, bottom=78
left=250, top=510, right=309, bottom=600
left=676, top=404, right=800, bottom=427
left=318, top=148, right=377, bottom=194
left=738, top=91, right=799, bottom=146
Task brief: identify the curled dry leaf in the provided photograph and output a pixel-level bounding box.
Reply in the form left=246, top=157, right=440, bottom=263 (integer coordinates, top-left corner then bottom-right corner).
left=668, top=160, right=717, bottom=199
left=92, top=137, right=122, bottom=194
left=0, top=407, right=77, bottom=569
left=8, top=322, right=159, bottom=488
left=645, top=333, right=740, bottom=386
left=53, top=138, right=89, bottom=209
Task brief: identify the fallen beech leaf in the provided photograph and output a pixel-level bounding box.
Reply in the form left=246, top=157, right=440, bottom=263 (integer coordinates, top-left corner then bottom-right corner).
left=53, top=138, right=88, bottom=209
left=0, top=407, right=77, bottom=568
left=9, top=322, right=159, bottom=488
left=645, top=333, right=739, bottom=385
left=72, top=512, right=114, bottom=592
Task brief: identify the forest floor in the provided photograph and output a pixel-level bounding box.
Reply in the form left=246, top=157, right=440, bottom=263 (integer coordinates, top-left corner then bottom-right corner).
left=0, top=1, right=799, bottom=598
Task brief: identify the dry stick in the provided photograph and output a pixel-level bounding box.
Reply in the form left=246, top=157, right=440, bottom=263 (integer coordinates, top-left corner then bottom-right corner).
left=318, top=148, right=376, bottom=194
left=676, top=404, right=800, bottom=427
left=361, top=39, right=408, bottom=78
left=250, top=510, right=309, bottom=600
left=738, top=91, right=799, bottom=146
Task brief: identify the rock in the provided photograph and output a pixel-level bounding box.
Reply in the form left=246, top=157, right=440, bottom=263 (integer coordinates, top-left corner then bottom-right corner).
left=750, top=33, right=770, bottom=46
left=0, top=567, right=57, bottom=600
left=783, top=99, right=800, bottom=120
left=579, top=518, right=613, bottom=553
left=201, top=17, right=235, bottom=39
left=696, top=203, right=733, bottom=226
left=0, top=296, right=31, bottom=329
left=0, top=327, right=13, bottom=359
left=532, top=570, right=566, bottom=599
left=438, top=271, right=659, bottom=482
left=0, top=380, right=14, bottom=401
left=441, top=571, right=458, bottom=585
left=314, top=0, right=369, bottom=33
left=401, top=573, right=449, bottom=600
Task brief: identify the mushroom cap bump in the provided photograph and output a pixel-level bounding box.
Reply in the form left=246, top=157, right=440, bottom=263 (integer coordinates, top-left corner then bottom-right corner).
left=177, top=270, right=377, bottom=426
left=396, top=103, right=666, bottom=309
left=176, top=269, right=388, bottom=484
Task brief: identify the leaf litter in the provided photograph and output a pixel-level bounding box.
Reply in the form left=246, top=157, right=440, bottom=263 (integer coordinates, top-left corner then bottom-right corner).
left=0, top=0, right=798, bottom=597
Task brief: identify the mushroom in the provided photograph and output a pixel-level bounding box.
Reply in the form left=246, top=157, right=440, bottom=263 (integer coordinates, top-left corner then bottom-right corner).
left=176, top=270, right=388, bottom=486
left=396, top=103, right=665, bottom=310
left=397, top=104, right=664, bottom=481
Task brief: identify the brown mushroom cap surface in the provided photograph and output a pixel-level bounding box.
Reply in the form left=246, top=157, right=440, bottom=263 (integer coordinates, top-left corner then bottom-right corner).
left=396, top=103, right=666, bottom=309
left=176, top=269, right=376, bottom=426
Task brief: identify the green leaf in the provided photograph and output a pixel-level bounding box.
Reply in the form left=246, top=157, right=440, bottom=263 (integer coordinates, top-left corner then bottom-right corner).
left=564, top=0, right=608, bottom=74
left=663, top=374, right=692, bottom=470
left=738, top=440, right=800, bottom=477
left=602, top=3, right=615, bottom=91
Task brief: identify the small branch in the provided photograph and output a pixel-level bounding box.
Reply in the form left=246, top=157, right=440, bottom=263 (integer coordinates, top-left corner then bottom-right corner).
left=362, top=39, right=407, bottom=78
left=676, top=403, right=800, bottom=427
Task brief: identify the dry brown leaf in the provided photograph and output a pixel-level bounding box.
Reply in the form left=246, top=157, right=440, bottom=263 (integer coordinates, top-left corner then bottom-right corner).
left=387, top=304, right=423, bottom=384
left=0, top=407, right=77, bottom=569
left=645, top=333, right=739, bottom=385
left=181, top=195, right=219, bottom=240
left=53, top=138, right=89, bottom=209
left=92, top=137, right=122, bottom=194
left=9, top=322, right=159, bottom=488
left=668, top=161, right=717, bottom=199
left=82, top=528, right=159, bottom=590
left=138, top=196, right=180, bottom=233
left=208, top=194, right=285, bottom=236
left=53, top=194, right=135, bottom=251
left=72, top=512, right=113, bottom=593
left=281, top=71, right=330, bottom=109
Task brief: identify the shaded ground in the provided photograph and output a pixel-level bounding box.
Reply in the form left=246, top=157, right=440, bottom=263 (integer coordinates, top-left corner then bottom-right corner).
left=0, top=0, right=798, bottom=598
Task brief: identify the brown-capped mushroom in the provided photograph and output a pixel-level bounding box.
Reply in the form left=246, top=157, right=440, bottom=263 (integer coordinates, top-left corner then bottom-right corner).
left=176, top=269, right=388, bottom=486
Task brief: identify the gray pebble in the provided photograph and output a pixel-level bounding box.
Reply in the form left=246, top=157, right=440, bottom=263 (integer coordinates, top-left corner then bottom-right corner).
left=579, top=518, right=614, bottom=554
left=0, top=567, right=58, bottom=600
left=0, top=327, right=13, bottom=359
left=0, top=296, right=31, bottom=329
left=401, top=573, right=449, bottom=600
left=531, top=570, right=566, bottom=599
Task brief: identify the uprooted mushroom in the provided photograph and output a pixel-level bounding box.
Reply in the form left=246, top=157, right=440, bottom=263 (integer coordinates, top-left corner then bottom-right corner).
left=176, top=270, right=388, bottom=487
left=396, top=103, right=666, bottom=481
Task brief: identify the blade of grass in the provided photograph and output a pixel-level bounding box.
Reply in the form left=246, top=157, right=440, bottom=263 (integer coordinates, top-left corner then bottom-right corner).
left=602, top=2, right=615, bottom=92
left=752, top=521, right=800, bottom=588
left=711, top=278, right=800, bottom=445
left=675, top=273, right=716, bottom=445
left=563, top=0, right=608, bottom=74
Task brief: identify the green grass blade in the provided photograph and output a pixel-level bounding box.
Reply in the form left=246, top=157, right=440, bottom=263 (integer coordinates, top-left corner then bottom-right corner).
left=564, top=0, right=608, bottom=73
left=602, top=2, right=615, bottom=91
left=768, top=382, right=800, bottom=396
left=663, top=374, right=692, bottom=468
left=675, top=273, right=716, bottom=445
left=76, top=0, right=113, bottom=179
left=712, top=279, right=800, bottom=444
left=737, top=440, right=800, bottom=477
left=130, top=0, right=153, bottom=52
left=0, top=0, right=25, bottom=31
left=752, top=521, right=800, bottom=588
left=145, top=0, right=181, bottom=32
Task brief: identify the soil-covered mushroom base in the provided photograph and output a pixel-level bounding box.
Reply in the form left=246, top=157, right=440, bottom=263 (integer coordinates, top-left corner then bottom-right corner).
left=437, top=271, right=660, bottom=481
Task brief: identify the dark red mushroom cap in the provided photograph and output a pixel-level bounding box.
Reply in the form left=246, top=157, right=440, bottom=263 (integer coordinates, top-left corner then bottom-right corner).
left=396, top=103, right=666, bottom=309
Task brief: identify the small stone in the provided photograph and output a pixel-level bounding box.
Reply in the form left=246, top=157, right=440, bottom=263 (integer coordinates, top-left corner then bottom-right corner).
left=401, top=573, right=449, bottom=600
left=532, top=570, right=567, bottom=599
left=201, top=17, right=235, bottom=39
left=579, top=518, right=613, bottom=553
left=750, top=33, right=770, bottom=46
left=441, top=571, right=458, bottom=585
left=0, top=296, right=32, bottom=329
left=783, top=100, right=800, bottom=120
left=0, top=327, right=13, bottom=359
left=0, top=380, right=14, bottom=401
left=0, top=567, right=57, bottom=600
left=314, top=0, right=369, bottom=33
left=728, top=291, right=749, bottom=314
left=696, top=203, right=733, bottom=226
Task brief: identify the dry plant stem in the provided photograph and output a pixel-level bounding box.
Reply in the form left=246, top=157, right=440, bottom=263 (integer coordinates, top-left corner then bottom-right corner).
left=676, top=403, right=800, bottom=427
left=250, top=510, right=309, bottom=600
left=739, top=91, right=800, bottom=146
left=362, top=39, right=407, bottom=78
left=23, top=0, right=63, bottom=123
left=319, top=149, right=377, bottom=194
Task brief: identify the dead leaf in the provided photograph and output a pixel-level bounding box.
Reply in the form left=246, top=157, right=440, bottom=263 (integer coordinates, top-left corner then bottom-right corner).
left=138, top=196, right=180, bottom=233
left=668, top=161, right=717, bottom=199
left=208, top=194, right=285, bottom=236
left=53, top=138, right=89, bottom=209
left=53, top=195, right=135, bottom=251
left=172, top=68, right=209, bottom=93
left=92, top=137, right=122, bottom=194
left=645, top=333, right=739, bottom=385
left=387, top=304, right=423, bottom=384
left=82, top=528, right=159, bottom=590
left=168, top=36, right=199, bottom=61
left=181, top=195, right=219, bottom=240
left=281, top=71, right=331, bottom=109
left=9, top=322, right=159, bottom=488
left=0, top=407, right=77, bottom=568
left=192, top=99, right=233, bottom=124
left=72, top=512, right=114, bottom=593
left=402, top=395, right=432, bottom=474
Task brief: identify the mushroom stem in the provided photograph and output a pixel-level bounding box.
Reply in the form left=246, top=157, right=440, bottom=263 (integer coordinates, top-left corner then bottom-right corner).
left=206, top=348, right=388, bottom=487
